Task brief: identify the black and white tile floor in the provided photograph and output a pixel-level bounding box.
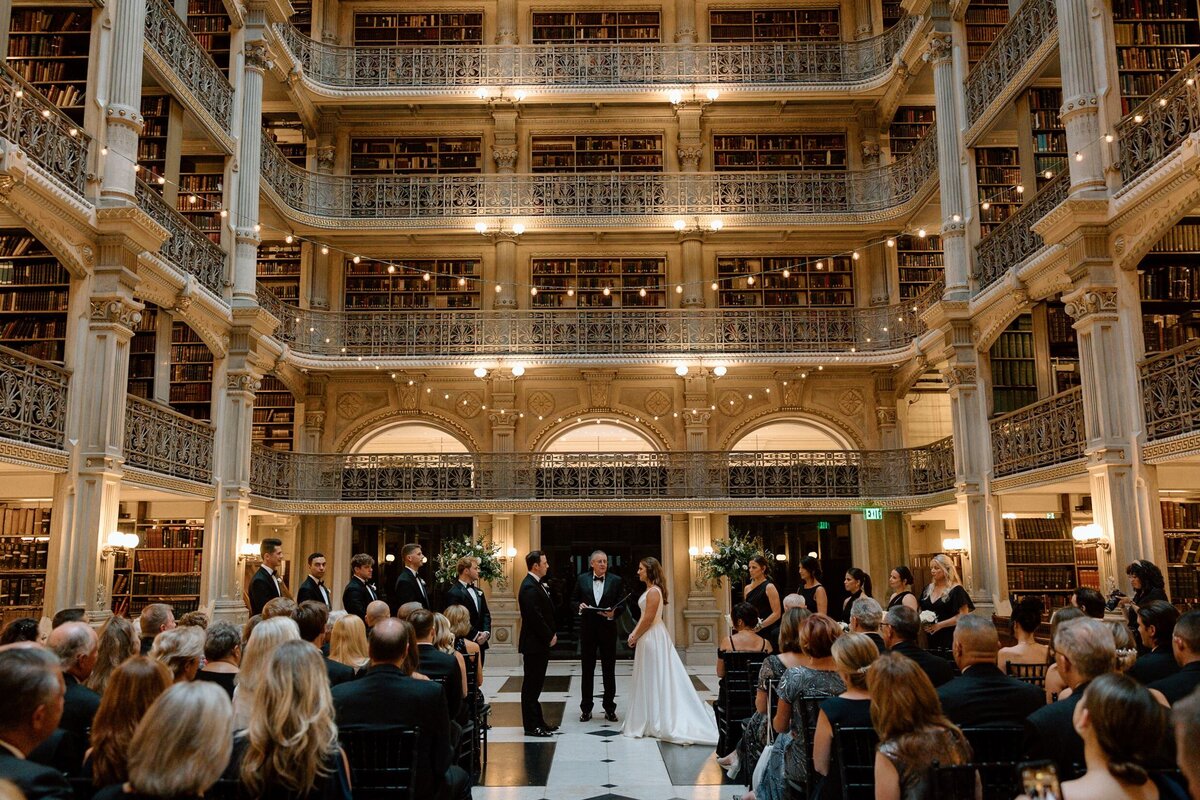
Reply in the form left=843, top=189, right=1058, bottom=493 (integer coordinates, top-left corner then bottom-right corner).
left=473, top=661, right=739, bottom=800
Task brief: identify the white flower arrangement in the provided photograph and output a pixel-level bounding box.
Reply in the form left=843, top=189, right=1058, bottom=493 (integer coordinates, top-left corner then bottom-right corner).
left=838, top=621, right=850, bottom=632
left=918, top=610, right=938, bottom=624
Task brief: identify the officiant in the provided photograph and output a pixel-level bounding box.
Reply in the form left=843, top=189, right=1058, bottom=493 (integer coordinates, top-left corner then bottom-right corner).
left=572, top=550, right=625, bottom=722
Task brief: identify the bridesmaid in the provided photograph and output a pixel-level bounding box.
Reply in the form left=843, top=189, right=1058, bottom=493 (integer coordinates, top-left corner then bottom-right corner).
left=886, top=566, right=919, bottom=612
left=744, top=555, right=782, bottom=650
left=798, top=556, right=828, bottom=616
left=919, top=554, right=974, bottom=650
left=840, top=568, right=872, bottom=624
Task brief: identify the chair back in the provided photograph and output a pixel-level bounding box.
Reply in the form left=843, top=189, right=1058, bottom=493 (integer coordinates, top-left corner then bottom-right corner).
left=339, top=726, right=421, bottom=800
left=927, top=647, right=955, bottom=662
left=1005, top=661, right=1048, bottom=688
left=929, top=762, right=979, bottom=800
left=720, top=651, right=767, bottom=728
left=833, top=725, right=879, bottom=800
left=959, top=727, right=1024, bottom=800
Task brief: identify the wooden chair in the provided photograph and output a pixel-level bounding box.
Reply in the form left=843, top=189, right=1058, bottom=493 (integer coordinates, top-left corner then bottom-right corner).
left=716, top=651, right=768, bottom=751
left=833, top=725, right=879, bottom=800
left=461, top=651, right=489, bottom=776
left=339, top=726, right=422, bottom=800
left=958, top=727, right=1024, bottom=800
left=1005, top=661, right=1049, bottom=688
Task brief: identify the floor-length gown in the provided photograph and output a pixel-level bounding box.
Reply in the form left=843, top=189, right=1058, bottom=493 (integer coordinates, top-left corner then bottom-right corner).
left=622, top=587, right=720, bottom=746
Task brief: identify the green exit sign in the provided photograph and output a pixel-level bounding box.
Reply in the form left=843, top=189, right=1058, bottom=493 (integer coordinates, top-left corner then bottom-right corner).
left=817, top=520, right=830, bottom=530
left=863, top=508, right=884, bottom=521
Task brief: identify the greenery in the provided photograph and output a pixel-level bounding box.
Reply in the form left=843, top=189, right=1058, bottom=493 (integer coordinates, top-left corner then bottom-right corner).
left=696, top=532, right=773, bottom=583
left=435, top=535, right=505, bottom=585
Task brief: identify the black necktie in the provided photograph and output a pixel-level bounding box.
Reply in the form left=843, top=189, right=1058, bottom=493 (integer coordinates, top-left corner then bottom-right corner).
left=593, top=576, right=604, bottom=582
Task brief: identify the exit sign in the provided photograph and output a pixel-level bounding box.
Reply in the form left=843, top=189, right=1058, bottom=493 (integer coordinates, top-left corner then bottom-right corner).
left=863, top=508, right=884, bottom=521
left=817, top=520, right=830, bottom=530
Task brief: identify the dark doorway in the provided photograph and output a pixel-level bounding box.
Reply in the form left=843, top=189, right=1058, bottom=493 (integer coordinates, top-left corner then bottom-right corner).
left=729, top=515, right=854, bottom=615
left=352, top=517, right=473, bottom=611
left=539, top=515, right=661, bottom=660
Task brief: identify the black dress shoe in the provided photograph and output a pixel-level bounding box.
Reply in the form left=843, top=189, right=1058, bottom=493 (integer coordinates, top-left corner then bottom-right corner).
left=580, top=711, right=592, bottom=722
left=604, top=711, right=619, bottom=722
left=544, top=724, right=560, bottom=732
left=524, top=728, right=553, bottom=737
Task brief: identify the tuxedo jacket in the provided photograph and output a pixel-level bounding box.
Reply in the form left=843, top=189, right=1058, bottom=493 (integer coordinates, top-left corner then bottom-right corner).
left=342, top=576, right=379, bottom=619
left=60, top=674, right=100, bottom=741
left=518, top=574, right=556, bottom=656
left=1023, top=683, right=1087, bottom=778
left=248, top=566, right=281, bottom=616
left=889, top=640, right=958, bottom=687
left=936, top=664, right=1044, bottom=728
left=418, top=643, right=465, bottom=720
left=570, top=572, right=625, bottom=637
left=325, top=655, right=357, bottom=687
left=1129, top=648, right=1180, bottom=685
left=297, top=575, right=331, bottom=606
left=393, top=568, right=431, bottom=610
left=444, top=581, right=491, bottom=647
left=1149, top=661, right=1200, bottom=704
left=0, top=751, right=72, bottom=800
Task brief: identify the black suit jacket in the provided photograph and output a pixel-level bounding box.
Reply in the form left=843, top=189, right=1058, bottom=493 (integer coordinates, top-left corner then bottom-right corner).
left=331, top=663, right=452, bottom=798
left=297, top=575, right=331, bottom=606
left=342, top=576, right=378, bottom=620
left=60, top=673, right=100, bottom=740
left=1024, top=682, right=1087, bottom=777
left=864, top=632, right=886, bottom=654
left=570, top=572, right=625, bottom=633
left=937, top=664, right=1044, bottom=727
left=890, top=640, right=957, bottom=687
left=0, top=750, right=73, bottom=800
left=1129, top=648, right=1180, bottom=685
left=393, top=568, right=430, bottom=610
left=1149, top=660, right=1200, bottom=704
left=518, top=574, right=556, bottom=655
left=325, top=656, right=356, bottom=687
left=444, top=581, right=491, bottom=647
left=418, top=643, right=464, bottom=720
left=248, top=566, right=281, bottom=616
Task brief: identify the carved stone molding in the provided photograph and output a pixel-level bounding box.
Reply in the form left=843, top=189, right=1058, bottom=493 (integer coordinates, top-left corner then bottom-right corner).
left=1063, top=289, right=1118, bottom=321
left=226, top=372, right=262, bottom=393
left=317, top=146, right=336, bottom=171
left=925, top=33, right=953, bottom=65
left=305, top=411, right=326, bottom=432
left=941, top=366, right=978, bottom=389
left=491, top=147, right=518, bottom=170
left=876, top=406, right=898, bottom=427
left=677, top=145, right=704, bottom=170
left=861, top=140, right=881, bottom=166
left=244, top=40, right=272, bottom=71
left=89, top=298, right=143, bottom=329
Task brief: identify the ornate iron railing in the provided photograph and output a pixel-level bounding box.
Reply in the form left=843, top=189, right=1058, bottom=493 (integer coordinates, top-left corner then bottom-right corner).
left=0, top=344, right=69, bottom=451
left=963, top=0, right=1057, bottom=129
left=972, top=171, right=1069, bottom=293
left=278, top=16, right=918, bottom=90
left=260, top=126, right=937, bottom=222
left=136, top=178, right=226, bottom=296
left=990, top=387, right=1085, bottom=478
left=123, top=395, right=215, bottom=483
left=1141, top=338, right=1200, bottom=441
left=0, top=66, right=91, bottom=198
left=144, top=0, right=233, bottom=131
left=250, top=437, right=955, bottom=502
left=1115, top=53, right=1200, bottom=185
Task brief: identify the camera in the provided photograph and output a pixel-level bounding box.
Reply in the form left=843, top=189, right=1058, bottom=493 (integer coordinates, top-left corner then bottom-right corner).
left=1105, top=589, right=1127, bottom=612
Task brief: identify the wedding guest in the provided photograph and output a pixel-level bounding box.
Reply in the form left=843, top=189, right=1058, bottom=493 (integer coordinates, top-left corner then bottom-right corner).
left=812, top=633, right=878, bottom=800
left=137, top=604, right=174, bottom=655
left=262, top=597, right=298, bottom=621
left=396, top=602, right=424, bottom=621
left=1151, top=610, right=1200, bottom=704
left=1110, top=620, right=1142, bottom=675
left=411, top=609, right=466, bottom=722
left=1131, top=600, right=1182, bottom=685
left=195, top=621, right=241, bottom=698
left=234, top=616, right=300, bottom=730
left=1072, top=587, right=1106, bottom=619
left=86, top=657, right=171, bottom=786
left=443, top=605, right=484, bottom=688
left=744, top=556, right=782, bottom=650
left=782, top=594, right=806, bottom=612
left=293, top=601, right=355, bottom=687
left=365, top=600, right=391, bottom=631
left=342, top=553, right=380, bottom=620
left=997, top=596, right=1049, bottom=670
left=715, top=602, right=772, bottom=756
left=918, top=554, right=973, bottom=650
left=886, top=566, right=919, bottom=612
left=937, top=614, right=1043, bottom=727
left=798, top=557, right=828, bottom=616
left=47, top=621, right=100, bottom=741
left=87, top=616, right=139, bottom=695
left=1174, top=689, right=1200, bottom=799
left=51, top=609, right=84, bottom=629
left=1044, top=606, right=1086, bottom=703
left=840, top=568, right=871, bottom=625
left=329, top=614, right=370, bottom=674
left=880, top=605, right=956, bottom=687
left=1119, top=560, right=1170, bottom=652
left=177, top=611, right=208, bottom=630
left=848, top=596, right=885, bottom=653
left=242, top=615, right=262, bottom=647
left=149, top=626, right=203, bottom=683
left=0, top=618, right=40, bottom=646
left=0, top=646, right=72, bottom=800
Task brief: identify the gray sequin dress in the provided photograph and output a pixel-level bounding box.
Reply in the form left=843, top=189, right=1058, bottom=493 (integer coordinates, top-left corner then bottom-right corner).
left=756, top=665, right=845, bottom=800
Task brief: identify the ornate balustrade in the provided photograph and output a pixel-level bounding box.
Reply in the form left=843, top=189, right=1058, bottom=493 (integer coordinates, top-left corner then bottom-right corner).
left=1141, top=338, right=1200, bottom=442
left=144, top=0, right=233, bottom=132
left=136, top=179, right=227, bottom=296
left=1116, top=54, right=1200, bottom=186
left=0, top=344, right=69, bottom=452
left=990, top=387, right=1085, bottom=478
left=260, top=127, right=936, bottom=224
left=973, top=171, right=1069, bottom=293
left=963, top=0, right=1057, bottom=132
left=0, top=66, right=90, bottom=198
left=250, top=437, right=955, bottom=503
left=123, top=395, right=215, bottom=484
left=278, top=16, right=918, bottom=91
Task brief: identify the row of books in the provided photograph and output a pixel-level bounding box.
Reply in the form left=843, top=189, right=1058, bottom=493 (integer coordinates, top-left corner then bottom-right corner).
left=992, top=330, right=1035, bottom=359
left=6, top=36, right=81, bottom=56
left=1119, top=73, right=1174, bottom=98
left=992, top=360, right=1037, bottom=388
left=6, top=341, right=63, bottom=361
left=0, top=508, right=51, bottom=535
left=179, top=175, right=223, bottom=192
left=1118, top=47, right=1195, bottom=70
left=1168, top=566, right=1200, bottom=601
left=1144, top=313, right=1200, bottom=351
left=170, top=345, right=212, bottom=362
left=0, top=291, right=69, bottom=312
left=0, top=319, right=64, bottom=339
left=965, top=6, right=1009, bottom=24
left=1165, top=535, right=1200, bottom=565
left=1112, top=0, right=1200, bottom=18
left=0, top=237, right=41, bottom=258
left=0, top=263, right=69, bottom=287
left=131, top=597, right=200, bottom=615
left=1113, top=21, right=1196, bottom=44
left=10, top=10, right=89, bottom=32
left=1004, top=540, right=1077, bottom=564
left=1010, top=591, right=1073, bottom=613
left=132, top=574, right=201, bottom=595
left=1034, top=133, right=1067, bottom=151
left=0, top=577, right=45, bottom=607
left=977, top=166, right=1022, bottom=184
left=140, top=525, right=203, bottom=548
left=1007, top=565, right=1078, bottom=589
left=0, top=539, right=50, bottom=571
left=171, top=364, right=213, bottom=382
left=254, top=398, right=294, bottom=412
left=346, top=260, right=478, bottom=275
left=533, top=259, right=664, bottom=275
left=257, top=263, right=301, bottom=277
left=1150, top=223, right=1200, bottom=251
left=720, top=290, right=853, bottom=306
left=170, top=384, right=212, bottom=402
left=714, top=153, right=846, bottom=168
left=1004, top=517, right=1070, bottom=539
left=137, top=550, right=202, bottom=573
left=1161, top=501, right=1200, bottom=529
left=353, top=139, right=482, bottom=155
left=8, top=60, right=82, bottom=84
left=1140, top=266, right=1200, bottom=301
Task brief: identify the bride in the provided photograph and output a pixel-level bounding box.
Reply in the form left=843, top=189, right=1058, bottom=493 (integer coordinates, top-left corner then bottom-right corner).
left=622, top=557, right=720, bottom=746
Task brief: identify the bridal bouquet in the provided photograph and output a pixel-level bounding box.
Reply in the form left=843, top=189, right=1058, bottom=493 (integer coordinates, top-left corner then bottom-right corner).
left=696, top=533, right=772, bottom=583
left=919, top=610, right=938, bottom=625
left=435, top=535, right=505, bottom=585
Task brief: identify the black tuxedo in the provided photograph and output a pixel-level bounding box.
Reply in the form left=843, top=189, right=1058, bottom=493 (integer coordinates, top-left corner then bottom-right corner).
left=518, top=573, right=556, bottom=730
left=60, top=673, right=100, bottom=742
left=1128, top=647, right=1180, bottom=685
left=937, top=664, right=1044, bottom=728
left=1024, top=682, right=1088, bottom=778
left=248, top=566, right=282, bottom=616
left=297, top=575, right=331, bottom=606
left=325, top=655, right=356, bottom=687
left=570, top=571, right=624, bottom=714
left=444, top=581, right=491, bottom=651
left=418, top=643, right=465, bottom=721
left=0, top=749, right=72, bottom=800
left=1149, top=660, right=1200, bottom=704
left=331, top=663, right=466, bottom=800
left=889, top=640, right=957, bottom=687
left=342, top=575, right=379, bottom=620
left=393, top=567, right=431, bottom=611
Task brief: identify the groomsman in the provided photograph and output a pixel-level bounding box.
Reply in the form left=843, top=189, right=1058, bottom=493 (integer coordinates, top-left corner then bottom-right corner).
left=518, top=550, right=557, bottom=737
left=296, top=552, right=331, bottom=606
left=248, top=538, right=285, bottom=616
left=571, top=550, right=623, bottom=722
left=342, top=553, right=381, bottom=620
left=444, top=556, right=491, bottom=659
left=392, top=543, right=431, bottom=610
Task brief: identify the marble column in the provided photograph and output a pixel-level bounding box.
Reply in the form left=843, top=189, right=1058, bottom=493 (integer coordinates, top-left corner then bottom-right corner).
left=99, top=0, right=147, bottom=204
left=332, top=516, right=352, bottom=610
left=496, top=0, right=517, bottom=43
left=683, top=513, right=720, bottom=664
left=232, top=38, right=269, bottom=305
left=1054, top=0, right=1107, bottom=194
left=674, top=0, right=697, bottom=43
left=925, top=32, right=970, bottom=299
left=487, top=513, right=520, bottom=666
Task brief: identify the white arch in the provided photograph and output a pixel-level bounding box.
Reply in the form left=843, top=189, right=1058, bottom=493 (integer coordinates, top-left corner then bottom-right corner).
left=730, top=419, right=851, bottom=451
left=351, top=422, right=470, bottom=454
left=541, top=419, right=659, bottom=453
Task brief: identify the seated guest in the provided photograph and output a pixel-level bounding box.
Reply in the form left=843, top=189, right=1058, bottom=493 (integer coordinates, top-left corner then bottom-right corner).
left=1044, top=606, right=1086, bottom=703
left=0, top=618, right=40, bottom=646
left=86, top=657, right=171, bottom=786
left=880, top=605, right=956, bottom=688
left=234, top=617, right=300, bottom=730
left=1175, top=689, right=1200, bottom=800
left=242, top=615, right=262, bottom=648
left=1072, top=587, right=1107, bottom=619
left=329, top=614, right=370, bottom=674
left=51, top=609, right=84, bottom=629
left=396, top=601, right=424, bottom=621
left=88, top=617, right=139, bottom=695
left=227, top=641, right=350, bottom=800
left=365, top=600, right=391, bottom=631
left=937, top=614, right=1043, bottom=727
left=716, top=603, right=773, bottom=754
left=782, top=594, right=806, bottom=612
left=293, top=601, right=355, bottom=687
left=1131, top=600, right=1182, bottom=685
left=136, top=604, right=174, bottom=655
left=812, top=633, right=878, bottom=800
left=1059, top=620, right=1170, bottom=708
left=92, top=682, right=233, bottom=800
left=0, top=646, right=71, bottom=800
left=46, top=621, right=100, bottom=740
left=262, top=597, right=298, bottom=621
left=443, top=605, right=483, bottom=688
left=1151, top=610, right=1200, bottom=705
left=410, top=609, right=466, bottom=721
left=149, top=626, right=204, bottom=683
left=331, top=618, right=468, bottom=800
left=1024, top=617, right=1116, bottom=779
left=195, top=621, right=241, bottom=698
left=848, top=596, right=885, bottom=653
left=177, top=611, right=208, bottom=630
left=997, top=596, right=1049, bottom=670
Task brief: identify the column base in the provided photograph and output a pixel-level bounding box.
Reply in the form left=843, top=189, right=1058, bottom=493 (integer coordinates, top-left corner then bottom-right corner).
left=209, top=599, right=250, bottom=625
left=488, top=598, right=520, bottom=666
left=683, top=595, right=721, bottom=666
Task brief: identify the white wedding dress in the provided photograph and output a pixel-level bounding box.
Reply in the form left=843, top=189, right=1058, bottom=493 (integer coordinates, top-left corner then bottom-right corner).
left=621, top=587, right=720, bottom=746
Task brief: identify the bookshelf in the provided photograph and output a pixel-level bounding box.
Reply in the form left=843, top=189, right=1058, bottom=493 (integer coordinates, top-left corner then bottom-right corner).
left=257, top=242, right=302, bottom=305
left=1138, top=218, right=1200, bottom=353
left=716, top=255, right=854, bottom=308
left=253, top=375, right=295, bottom=451
left=343, top=258, right=481, bottom=310
left=350, top=137, right=483, bottom=175
left=1161, top=500, right=1200, bottom=606
left=290, top=0, right=313, bottom=31
left=882, top=1, right=904, bottom=28
left=1045, top=300, right=1081, bottom=393
left=712, top=133, right=847, bottom=171
left=353, top=12, right=483, bottom=44
left=0, top=229, right=71, bottom=363
left=267, top=133, right=306, bottom=168
left=964, top=0, right=1008, bottom=67
left=140, top=96, right=171, bottom=192
left=125, top=518, right=204, bottom=617
left=531, top=11, right=661, bottom=43
left=531, top=257, right=666, bottom=309
left=1004, top=516, right=1093, bottom=617
left=0, top=506, right=51, bottom=626
left=889, top=108, right=935, bottom=158
left=709, top=8, right=840, bottom=42
left=170, top=321, right=213, bottom=422
left=1113, top=0, right=1200, bottom=116
left=976, top=147, right=1022, bottom=238
left=177, top=156, right=225, bottom=244
left=990, top=314, right=1037, bottom=414
left=1029, top=88, right=1067, bottom=191
left=531, top=135, right=664, bottom=173
left=896, top=234, right=943, bottom=302
left=128, top=304, right=159, bottom=400
left=186, top=0, right=232, bottom=72
left=6, top=6, right=91, bottom=124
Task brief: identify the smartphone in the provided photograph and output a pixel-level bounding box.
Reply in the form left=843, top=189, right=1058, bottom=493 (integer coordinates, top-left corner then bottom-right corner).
left=1020, top=760, right=1062, bottom=800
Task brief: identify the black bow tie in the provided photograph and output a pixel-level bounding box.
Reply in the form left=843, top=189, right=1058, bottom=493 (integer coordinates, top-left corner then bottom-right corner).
left=593, top=576, right=605, bottom=582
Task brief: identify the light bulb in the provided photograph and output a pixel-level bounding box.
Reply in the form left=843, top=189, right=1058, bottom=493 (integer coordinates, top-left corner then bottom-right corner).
left=531, top=287, right=538, bottom=296
left=886, top=238, right=895, bottom=247
left=475, top=222, right=488, bottom=233
left=285, top=234, right=293, bottom=243
left=981, top=201, right=991, bottom=210
left=511, top=364, right=526, bottom=377
left=1044, top=170, right=1054, bottom=179
left=706, top=89, right=719, bottom=101
left=188, top=194, right=198, bottom=204
left=1134, top=114, right=1144, bottom=123
left=423, top=272, right=431, bottom=281
left=710, top=219, right=723, bottom=231
left=219, top=209, right=228, bottom=218
left=1075, top=151, right=1083, bottom=162
left=495, top=284, right=502, bottom=293
left=713, top=365, right=727, bottom=377
left=1016, top=184, right=1025, bottom=194
left=352, top=255, right=361, bottom=264
left=747, top=275, right=755, bottom=285
left=952, top=213, right=961, bottom=222
left=474, top=367, right=488, bottom=378
left=918, top=228, right=927, bottom=238
left=157, top=176, right=166, bottom=185
left=458, top=277, right=466, bottom=286
left=675, top=363, right=689, bottom=376
left=782, top=269, right=790, bottom=278
left=514, top=90, right=527, bottom=101
left=567, top=288, right=575, bottom=296
left=816, top=261, right=824, bottom=270
left=673, top=219, right=686, bottom=231
left=639, top=287, right=647, bottom=297
left=852, top=251, right=860, bottom=260
left=321, top=246, right=329, bottom=255
left=1105, top=134, right=1114, bottom=143
left=387, top=265, right=396, bottom=273
left=512, top=223, right=525, bottom=235
left=475, top=87, right=488, bottom=99
left=711, top=281, right=719, bottom=290
left=668, top=90, right=683, bottom=104
left=675, top=284, right=683, bottom=294
left=602, top=286, right=611, bottom=296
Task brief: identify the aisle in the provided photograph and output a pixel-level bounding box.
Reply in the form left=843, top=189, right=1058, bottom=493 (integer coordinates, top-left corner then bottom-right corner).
left=472, top=661, right=739, bottom=800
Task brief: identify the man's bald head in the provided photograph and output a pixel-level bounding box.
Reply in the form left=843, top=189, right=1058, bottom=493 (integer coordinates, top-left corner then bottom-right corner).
left=952, top=613, right=999, bottom=670
left=396, top=601, right=424, bottom=621
left=368, top=617, right=414, bottom=668
left=47, top=621, right=98, bottom=680
left=783, top=593, right=806, bottom=611
left=365, top=600, right=390, bottom=628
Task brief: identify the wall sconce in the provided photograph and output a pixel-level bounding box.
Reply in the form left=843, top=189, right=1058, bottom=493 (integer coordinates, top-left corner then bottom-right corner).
left=1072, top=524, right=1111, bottom=551
left=385, top=553, right=396, bottom=563
left=475, top=87, right=527, bottom=103
left=473, top=367, right=490, bottom=379
left=673, top=217, right=723, bottom=235
left=101, top=531, right=139, bottom=561
left=474, top=221, right=524, bottom=239
left=774, top=553, right=787, bottom=562
left=712, top=365, right=727, bottom=378
left=667, top=88, right=719, bottom=105
left=942, top=537, right=966, bottom=555
left=237, top=542, right=259, bottom=564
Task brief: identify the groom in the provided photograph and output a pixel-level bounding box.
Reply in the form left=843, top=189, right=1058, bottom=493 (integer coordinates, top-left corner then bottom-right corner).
left=518, top=550, right=558, bottom=737
left=571, top=550, right=624, bottom=722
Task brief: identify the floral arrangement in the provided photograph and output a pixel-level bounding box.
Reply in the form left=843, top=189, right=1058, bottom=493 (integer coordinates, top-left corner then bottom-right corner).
left=919, top=610, right=938, bottom=625
left=435, top=535, right=505, bottom=586
left=696, top=532, right=773, bottom=583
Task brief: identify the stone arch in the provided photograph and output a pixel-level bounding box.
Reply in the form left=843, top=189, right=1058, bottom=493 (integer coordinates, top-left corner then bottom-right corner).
left=719, top=411, right=861, bottom=451
left=527, top=409, right=671, bottom=453
left=0, top=194, right=92, bottom=280
left=337, top=411, right=479, bottom=454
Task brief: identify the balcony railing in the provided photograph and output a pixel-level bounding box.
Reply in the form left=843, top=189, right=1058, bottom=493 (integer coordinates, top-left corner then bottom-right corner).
left=0, top=66, right=90, bottom=199
left=1141, top=338, right=1200, bottom=442
left=260, top=126, right=937, bottom=223
left=123, top=395, right=215, bottom=484
left=0, top=344, right=69, bottom=451
left=257, top=282, right=939, bottom=358
left=1116, top=53, right=1200, bottom=186
left=144, top=0, right=233, bottom=131
left=277, top=16, right=918, bottom=91
left=973, top=171, right=1069, bottom=293
left=990, top=387, right=1085, bottom=478
left=136, top=178, right=226, bottom=296
left=250, top=437, right=955, bottom=503
left=963, top=0, right=1057, bottom=131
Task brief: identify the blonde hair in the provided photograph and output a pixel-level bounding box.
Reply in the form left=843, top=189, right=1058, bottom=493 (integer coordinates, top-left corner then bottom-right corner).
left=149, top=626, right=204, bottom=682
left=1107, top=620, right=1139, bottom=672
left=930, top=554, right=961, bottom=587
left=238, top=616, right=300, bottom=696
left=239, top=641, right=338, bottom=797
left=832, top=632, right=879, bottom=691
left=433, top=613, right=456, bottom=654
left=444, top=605, right=473, bottom=639
left=127, top=682, right=232, bottom=797
left=329, top=614, right=370, bottom=670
